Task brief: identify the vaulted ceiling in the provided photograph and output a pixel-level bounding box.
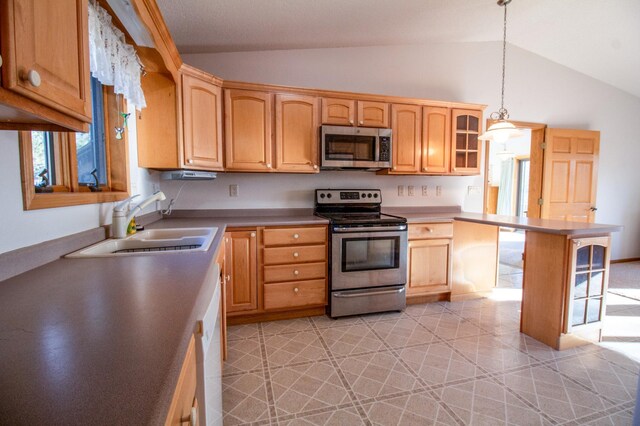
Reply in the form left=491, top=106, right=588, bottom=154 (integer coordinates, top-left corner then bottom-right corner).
left=157, top=0, right=640, bottom=98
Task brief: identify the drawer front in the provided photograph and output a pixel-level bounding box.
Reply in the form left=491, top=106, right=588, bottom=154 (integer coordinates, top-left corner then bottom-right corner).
left=263, top=245, right=326, bottom=265
left=263, top=226, right=327, bottom=246
left=264, top=262, right=327, bottom=283
left=408, top=222, right=453, bottom=239
left=264, top=279, right=327, bottom=310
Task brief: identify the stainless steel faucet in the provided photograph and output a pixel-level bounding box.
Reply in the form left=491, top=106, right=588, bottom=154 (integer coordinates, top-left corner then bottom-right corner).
left=111, top=191, right=166, bottom=239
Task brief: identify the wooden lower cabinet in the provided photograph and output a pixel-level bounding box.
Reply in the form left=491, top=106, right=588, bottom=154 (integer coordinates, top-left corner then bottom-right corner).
left=224, top=230, right=258, bottom=314
left=407, top=223, right=453, bottom=299
left=165, top=335, right=198, bottom=426
left=264, top=279, right=326, bottom=310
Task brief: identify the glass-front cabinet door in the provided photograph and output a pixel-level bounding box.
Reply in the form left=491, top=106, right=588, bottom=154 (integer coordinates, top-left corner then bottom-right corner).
left=451, top=109, right=482, bottom=174
left=566, top=236, right=610, bottom=333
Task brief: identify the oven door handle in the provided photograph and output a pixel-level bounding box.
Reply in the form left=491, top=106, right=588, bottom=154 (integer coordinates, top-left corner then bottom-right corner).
left=333, top=287, right=406, bottom=298
left=332, top=224, right=407, bottom=233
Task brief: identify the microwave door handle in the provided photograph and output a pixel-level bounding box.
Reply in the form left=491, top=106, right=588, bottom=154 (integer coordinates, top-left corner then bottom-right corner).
left=375, top=134, right=380, bottom=162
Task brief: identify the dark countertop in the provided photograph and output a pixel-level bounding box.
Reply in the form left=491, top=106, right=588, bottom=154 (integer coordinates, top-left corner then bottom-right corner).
left=0, top=212, right=325, bottom=426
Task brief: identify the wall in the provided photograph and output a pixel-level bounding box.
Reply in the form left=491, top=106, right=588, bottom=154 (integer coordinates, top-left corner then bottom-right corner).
left=0, top=104, right=159, bottom=255
left=181, top=41, right=640, bottom=259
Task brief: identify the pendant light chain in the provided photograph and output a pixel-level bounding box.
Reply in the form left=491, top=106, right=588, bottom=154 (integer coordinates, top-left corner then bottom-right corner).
left=499, top=2, right=508, bottom=119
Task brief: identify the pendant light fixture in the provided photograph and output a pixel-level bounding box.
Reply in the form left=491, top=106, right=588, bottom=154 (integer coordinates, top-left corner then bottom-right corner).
left=478, top=0, right=523, bottom=143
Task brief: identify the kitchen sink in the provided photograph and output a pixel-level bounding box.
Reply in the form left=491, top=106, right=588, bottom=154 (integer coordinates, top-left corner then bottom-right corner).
left=66, top=227, right=217, bottom=258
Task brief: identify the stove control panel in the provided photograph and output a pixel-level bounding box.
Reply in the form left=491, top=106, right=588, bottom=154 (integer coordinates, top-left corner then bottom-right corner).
left=316, top=189, right=381, bottom=204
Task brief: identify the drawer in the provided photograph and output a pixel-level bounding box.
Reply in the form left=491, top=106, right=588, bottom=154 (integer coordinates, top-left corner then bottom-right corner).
left=408, top=222, right=453, bottom=239
left=264, top=262, right=326, bottom=283
left=263, top=226, right=327, bottom=246
left=264, top=279, right=327, bottom=310
left=263, top=245, right=326, bottom=265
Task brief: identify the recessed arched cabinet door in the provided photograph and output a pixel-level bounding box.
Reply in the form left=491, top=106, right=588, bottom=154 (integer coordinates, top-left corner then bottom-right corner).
left=421, top=106, right=451, bottom=174
left=389, top=103, right=422, bottom=174
left=275, top=94, right=320, bottom=173
left=321, top=98, right=355, bottom=126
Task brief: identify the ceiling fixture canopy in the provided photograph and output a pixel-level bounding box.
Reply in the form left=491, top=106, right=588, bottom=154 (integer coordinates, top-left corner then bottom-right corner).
left=479, top=0, right=523, bottom=144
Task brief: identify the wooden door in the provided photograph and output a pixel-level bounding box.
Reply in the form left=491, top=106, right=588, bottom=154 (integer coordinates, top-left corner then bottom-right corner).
left=390, top=104, right=421, bottom=174
left=275, top=94, right=319, bottom=172
left=451, top=109, right=482, bottom=174
left=224, top=89, right=273, bottom=171
left=407, top=239, right=452, bottom=295
left=357, top=101, right=389, bottom=128
left=321, top=98, right=355, bottom=126
left=422, top=107, right=451, bottom=174
left=182, top=74, right=223, bottom=170
left=541, top=129, right=600, bottom=222
left=1, top=0, right=91, bottom=121
left=225, top=231, right=258, bottom=313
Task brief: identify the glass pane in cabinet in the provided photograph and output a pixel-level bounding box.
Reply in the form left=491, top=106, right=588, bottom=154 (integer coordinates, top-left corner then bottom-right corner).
left=456, top=115, right=467, bottom=131
left=456, top=152, right=466, bottom=168
left=456, top=134, right=466, bottom=150
left=587, top=298, right=602, bottom=323
left=575, top=246, right=590, bottom=272
left=574, top=272, right=588, bottom=298
left=467, top=152, right=478, bottom=168
left=592, top=245, right=605, bottom=269
left=589, top=271, right=604, bottom=296
left=468, top=115, right=479, bottom=132
left=572, top=299, right=586, bottom=326
left=468, top=134, right=478, bottom=150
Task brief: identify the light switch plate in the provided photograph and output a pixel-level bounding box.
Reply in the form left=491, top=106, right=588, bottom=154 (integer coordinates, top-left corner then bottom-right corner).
left=421, top=185, right=428, bottom=197
left=436, top=186, right=442, bottom=197
left=229, top=184, right=239, bottom=197
left=407, top=185, right=415, bottom=196
left=397, top=185, right=404, bottom=197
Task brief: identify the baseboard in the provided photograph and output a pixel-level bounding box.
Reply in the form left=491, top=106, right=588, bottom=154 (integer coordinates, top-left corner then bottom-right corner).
left=611, top=257, right=640, bottom=264
left=407, top=292, right=450, bottom=305
left=227, top=307, right=326, bottom=325
left=450, top=290, right=494, bottom=302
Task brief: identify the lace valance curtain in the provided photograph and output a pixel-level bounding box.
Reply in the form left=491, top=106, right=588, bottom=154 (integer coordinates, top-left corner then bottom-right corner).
left=88, top=0, right=146, bottom=109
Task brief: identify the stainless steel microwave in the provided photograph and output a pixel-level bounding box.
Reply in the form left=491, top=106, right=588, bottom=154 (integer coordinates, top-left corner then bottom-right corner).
left=320, top=125, right=392, bottom=170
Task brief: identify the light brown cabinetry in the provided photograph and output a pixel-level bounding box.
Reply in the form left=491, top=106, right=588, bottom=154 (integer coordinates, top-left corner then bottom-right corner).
left=422, top=106, right=451, bottom=174
left=182, top=69, right=223, bottom=170
left=321, top=98, right=389, bottom=128
left=451, top=109, right=482, bottom=174
left=274, top=94, right=320, bottom=173
left=389, top=104, right=422, bottom=173
left=0, top=0, right=91, bottom=131
left=224, top=89, right=273, bottom=171
left=407, top=223, right=453, bottom=298
left=165, top=335, right=198, bottom=426
left=225, top=230, right=258, bottom=314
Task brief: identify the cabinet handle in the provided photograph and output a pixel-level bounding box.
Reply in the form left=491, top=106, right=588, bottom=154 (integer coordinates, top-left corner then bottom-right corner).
left=22, top=69, right=41, bottom=87
left=187, top=159, right=194, bottom=164
left=425, top=228, right=433, bottom=233
left=293, top=270, right=299, bottom=275
left=294, top=287, right=299, bottom=294
left=250, top=232, right=256, bottom=237
left=590, top=207, right=598, bottom=212
left=226, top=274, right=230, bottom=282
left=0, top=54, right=3, bottom=68
left=293, top=252, right=299, bottom=258
left=293, top=233, right=299, bottom=239
left=189, top=406, right=198, bottom=426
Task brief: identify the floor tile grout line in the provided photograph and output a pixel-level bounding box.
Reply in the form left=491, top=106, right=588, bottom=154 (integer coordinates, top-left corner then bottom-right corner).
left=426, top=388, right=467, bottom=426
left=257, top=322, right=278, bottom=422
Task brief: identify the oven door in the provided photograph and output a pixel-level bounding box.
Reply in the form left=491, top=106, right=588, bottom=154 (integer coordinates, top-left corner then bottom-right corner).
left=321, top=126, right=381, bottom=169
left=331, top=225, right=407, bottom=291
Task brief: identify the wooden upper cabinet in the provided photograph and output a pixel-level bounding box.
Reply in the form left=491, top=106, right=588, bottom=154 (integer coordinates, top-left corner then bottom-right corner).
left=275, top=94, right=319, bottom=173
left=422, top=107, right=451, bottom=174
left=451, top=109, right=482, bottom=174
left=182, top=72, right=223, bottom=170
left=224, top=89, right=273, bottom=171
left=390, top=104, right=421, bottom=174
left=0, top=0, right=91, bottom=130
left=321, top=98, right=355, bottom=126
left=358, top=101, right=389, bottom=128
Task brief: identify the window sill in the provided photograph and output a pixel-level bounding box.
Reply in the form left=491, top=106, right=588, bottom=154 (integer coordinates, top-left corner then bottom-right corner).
left=24, top=191, right=130, bottom=210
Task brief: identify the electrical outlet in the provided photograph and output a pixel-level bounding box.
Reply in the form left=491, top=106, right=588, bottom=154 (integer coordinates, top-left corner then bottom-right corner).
left=407, top=185, right=415, bottom=196
left=436, top=186, right=442, bottom=197
left=467, top=185, right=481, bottom=195
left=229, top=184, right=239, bottom=197
left=397, top=185, right=404, bottom=197
left=422, top=185, right=429, bottom=197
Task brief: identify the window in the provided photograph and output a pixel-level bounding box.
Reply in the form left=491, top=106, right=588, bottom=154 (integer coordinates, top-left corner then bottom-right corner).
left=19, top=80, right=130, bottom=210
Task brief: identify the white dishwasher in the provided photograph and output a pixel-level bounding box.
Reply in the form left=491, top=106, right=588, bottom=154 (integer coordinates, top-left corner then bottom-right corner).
left=196, top=270, right=223, bottom=426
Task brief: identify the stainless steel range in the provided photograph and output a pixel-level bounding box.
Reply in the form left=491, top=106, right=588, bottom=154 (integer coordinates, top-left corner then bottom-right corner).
left=314, top=189, right=408, bottom=318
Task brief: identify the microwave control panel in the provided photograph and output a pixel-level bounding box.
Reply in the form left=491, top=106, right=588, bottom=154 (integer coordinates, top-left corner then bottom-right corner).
left=379, top=136, right=391, bottom=162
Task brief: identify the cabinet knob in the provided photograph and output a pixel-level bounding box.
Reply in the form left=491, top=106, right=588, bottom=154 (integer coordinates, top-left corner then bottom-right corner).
left=22, top=69, right=41, bottom=87
left=313, top=164, right=318, bottom=170
left=349, top=119, right=354, bottom=125
left=293, top=287, right=299, bottom=294
left=423, top=167, right=427, bottom=172
left=359, top=120, right=364, bottom=125
left=266, top=163, right=272, bottom=169
left=225, top=237, right=229, bottom=243
left=293, top=233, right=299, bottom=239
left=225, top=274, right=230, bottom=282
left=293, top=252, right=299, bottom=258
left=250, top=232, right=256, bottom=237
left=190, top=406, right=198, bottom=426
left=0, top=54, right=3, bottom=68
left=426, top=228, right=433, bottom=233
left=187, top=159, right=194, bottom=164
left=293, top=270, right=299, bottom=275
left=392, top=167, right=396, bottom=171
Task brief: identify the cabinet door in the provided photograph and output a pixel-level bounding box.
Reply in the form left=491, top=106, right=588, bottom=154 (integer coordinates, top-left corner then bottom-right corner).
left=390, top=104, right=421, bottom=174
left=451, top=109, right=482, bottom=174
left=275, top=94, right=319, bottom=173
left=407, top=238, right=452, bottom=296
left=566, top=236, right=610, bottom=331
left=182, top=74, right=223, bottom=170
left=224, top=89, right=273, bottom=171
left=225, top=231, right=258, bottom=313
left=1, top=0, right=91, bottom=121
left=422, top=106, right=451, bottom=174
left=321, top=98, right=355, bottom=126
left=357, top=101, right=389, bottom=128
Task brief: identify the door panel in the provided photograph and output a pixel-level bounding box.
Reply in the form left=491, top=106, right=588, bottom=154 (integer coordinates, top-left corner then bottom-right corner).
left=357, top=101, right=389, bottom=128
left=390, top=104, right=421, bottom=173
left=275, top=94, right=319, bottom=172
left=541, top=129, right=600, bottom=222
left=225, top=231, right=258, bottom=312
left=421, top=106, right=450, bottom=173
